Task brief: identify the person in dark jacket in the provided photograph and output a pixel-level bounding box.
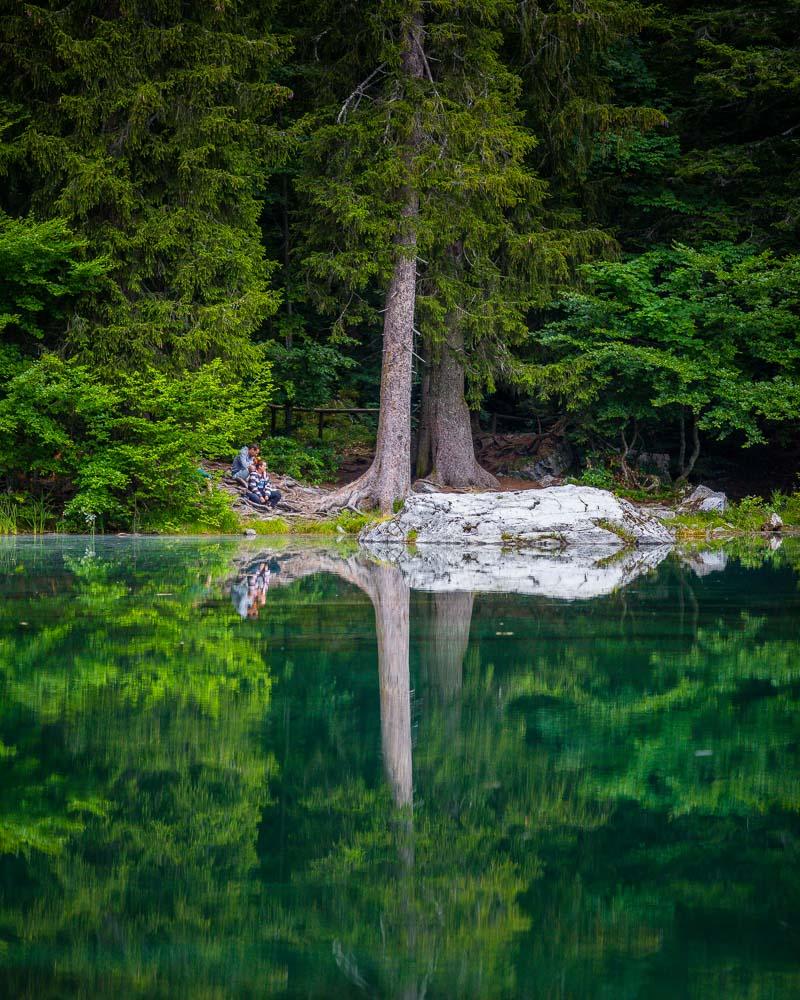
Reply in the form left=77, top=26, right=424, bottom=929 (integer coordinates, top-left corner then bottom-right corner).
left=231, top=444, right=259, bottom=482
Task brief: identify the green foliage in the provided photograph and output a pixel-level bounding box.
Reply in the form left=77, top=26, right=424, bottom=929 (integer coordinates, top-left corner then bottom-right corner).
left=242, top=510, right=381, bottom=536
left=575, top=462, right=616, bottom=490
left=673, top=491, right=800, bottom=538
left=261, top=435, right=337, bottom=484
left=265, top=335, right=358, bottom=409
left=0, top=1, right=290, bottom=369
left=0, top=355, right=272, bottom=529
left=0, top=0, right=798, bottom=511
left=527, top=244, right=800, bottom=459
left=0, top=213, right=107, bottom=349
left=296, top=510, right=380, bottom=535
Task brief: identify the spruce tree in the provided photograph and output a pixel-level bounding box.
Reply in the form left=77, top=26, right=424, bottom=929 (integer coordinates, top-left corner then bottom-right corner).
left=0, top=0, right=290, bottom=370
left=288, top=1, right=663, bottom=501
left=290, top=1, right=538, bottom=501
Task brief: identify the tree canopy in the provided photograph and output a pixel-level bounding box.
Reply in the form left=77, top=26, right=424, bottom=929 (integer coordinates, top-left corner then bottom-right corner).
left=0, top=0, right=798, bottom=522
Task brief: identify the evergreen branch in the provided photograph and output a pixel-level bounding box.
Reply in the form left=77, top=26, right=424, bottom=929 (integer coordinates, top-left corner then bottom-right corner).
left=336, top=63, right=388, bottom=124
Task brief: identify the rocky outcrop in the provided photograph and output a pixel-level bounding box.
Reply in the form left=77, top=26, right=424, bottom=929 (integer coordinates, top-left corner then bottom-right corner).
left=361, top=542, right=671, bottom=600
left=512, top=438, right=574, bottom=483
left=360, top=485, right=675, bottom=548
left=678, top=485, right=728, bottom=514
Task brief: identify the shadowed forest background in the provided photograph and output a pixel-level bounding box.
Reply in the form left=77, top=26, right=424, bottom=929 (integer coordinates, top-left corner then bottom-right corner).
left=1, top=1, right=799, bottom=527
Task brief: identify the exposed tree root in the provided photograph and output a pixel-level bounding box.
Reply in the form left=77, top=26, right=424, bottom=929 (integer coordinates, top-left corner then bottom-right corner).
left=313, top=461, right=407, bottom=515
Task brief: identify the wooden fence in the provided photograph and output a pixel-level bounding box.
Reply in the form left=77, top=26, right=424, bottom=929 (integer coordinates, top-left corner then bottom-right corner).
left=269, top=403, right=539, bottom=439
left=269, top=404, right=379, bottom=439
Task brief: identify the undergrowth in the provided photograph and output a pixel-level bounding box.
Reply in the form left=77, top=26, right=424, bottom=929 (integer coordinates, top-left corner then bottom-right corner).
left=672, top=492, right=800, bottom=539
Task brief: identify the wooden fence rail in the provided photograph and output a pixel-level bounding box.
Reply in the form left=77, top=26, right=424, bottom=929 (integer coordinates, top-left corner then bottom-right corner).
left=269, top=403, right=541, bottom=439
left=269, top=404, right=380, bottom=439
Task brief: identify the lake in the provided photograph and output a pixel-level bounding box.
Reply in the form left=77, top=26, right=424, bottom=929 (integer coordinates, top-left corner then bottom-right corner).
left=0, top=535, right=799, bottom=998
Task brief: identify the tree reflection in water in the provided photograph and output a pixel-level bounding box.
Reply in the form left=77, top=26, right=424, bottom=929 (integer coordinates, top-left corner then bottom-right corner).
left=0, top=537, right=799, bottom=998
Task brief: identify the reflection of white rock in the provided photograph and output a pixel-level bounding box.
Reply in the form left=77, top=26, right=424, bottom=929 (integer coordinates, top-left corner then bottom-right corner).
left=361, top=485, right=674, bottom=549
left=361, top=543, right=671, bottom=600
left=680, top=549, right=728, bottom=577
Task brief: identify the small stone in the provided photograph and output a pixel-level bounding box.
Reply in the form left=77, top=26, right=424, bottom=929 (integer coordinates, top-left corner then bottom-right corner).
left=677, top=485, right=728, bottom=514
left=513, top=438, right=573, bottom=482
left=412, top=479, right=441, bottom=494
left=242, top=528, right=257, bottom=537
left=763, top=511, right=783, bottom=532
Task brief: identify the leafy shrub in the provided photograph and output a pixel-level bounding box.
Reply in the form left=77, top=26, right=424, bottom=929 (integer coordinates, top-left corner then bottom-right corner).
left=576, top=465, right=615, bottom=490
left=261, top=436, right=337, bottom=484
left=0, top=354, right=272, bottom=530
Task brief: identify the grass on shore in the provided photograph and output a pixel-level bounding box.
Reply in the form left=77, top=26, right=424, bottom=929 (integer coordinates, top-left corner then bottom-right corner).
left=671, top=492, right=800, bottom=539
left=241, top=510, right=383, bottom=537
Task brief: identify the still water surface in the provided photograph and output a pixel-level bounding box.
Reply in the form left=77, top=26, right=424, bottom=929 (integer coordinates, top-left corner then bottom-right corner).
left=0, top=536, right=799, bottom=998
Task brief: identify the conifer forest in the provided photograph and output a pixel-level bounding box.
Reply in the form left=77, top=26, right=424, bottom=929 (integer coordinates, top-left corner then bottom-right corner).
left=1, top=1, right=799, bottom=528
left=3, top=7, right=800, bottom=998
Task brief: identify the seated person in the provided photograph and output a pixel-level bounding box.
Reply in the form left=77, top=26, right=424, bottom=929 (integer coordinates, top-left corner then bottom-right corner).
left=231, top=444, right=259, bottom=482
left=246, top=460, right=282, bottom=509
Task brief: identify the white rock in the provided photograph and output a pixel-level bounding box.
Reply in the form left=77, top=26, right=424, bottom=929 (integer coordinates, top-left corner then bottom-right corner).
left=242, top=528, right=257, bottom=537
left=764, top=511, right=783, bottom=532
left=361, top=485, right=674, bottom=548
left=360, top=542, right=671, bottom=600
left=678, top=485, right=728, bottom=514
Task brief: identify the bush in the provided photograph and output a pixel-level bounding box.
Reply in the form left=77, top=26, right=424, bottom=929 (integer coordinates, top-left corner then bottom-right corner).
left=576, top=464, right=615, bottom=491
left=0, top=354, right=272, bottom=530
left=261, top=436, right=338, bottom=484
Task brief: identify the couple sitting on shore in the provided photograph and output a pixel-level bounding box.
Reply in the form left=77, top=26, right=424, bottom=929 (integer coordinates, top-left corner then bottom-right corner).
left=231, top=444, right=282, bottom=510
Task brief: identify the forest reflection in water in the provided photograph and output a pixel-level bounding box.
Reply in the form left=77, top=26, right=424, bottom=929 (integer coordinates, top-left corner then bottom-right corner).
left=0, top=535, right=799, bottom=999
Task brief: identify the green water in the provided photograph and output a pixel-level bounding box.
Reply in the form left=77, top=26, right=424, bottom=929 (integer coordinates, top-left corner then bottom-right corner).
left=0, top=536, right=799, bottom=999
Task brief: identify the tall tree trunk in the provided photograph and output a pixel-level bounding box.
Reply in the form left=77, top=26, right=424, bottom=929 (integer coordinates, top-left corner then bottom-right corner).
left=417, top=323, right=498, bottom=488
left=321, top=13, right=424, bottom=514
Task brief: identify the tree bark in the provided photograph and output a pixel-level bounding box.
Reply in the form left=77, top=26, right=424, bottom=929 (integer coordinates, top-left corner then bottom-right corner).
left=677, top=411, right=701, bottom=483
left=320, top=13, right=424, bottom=514
left=417, top=323, right=499, bottom=488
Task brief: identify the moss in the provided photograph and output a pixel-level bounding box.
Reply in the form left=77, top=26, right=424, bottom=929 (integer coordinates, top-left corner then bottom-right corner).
left=596, top=519, right=636, bottom=547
